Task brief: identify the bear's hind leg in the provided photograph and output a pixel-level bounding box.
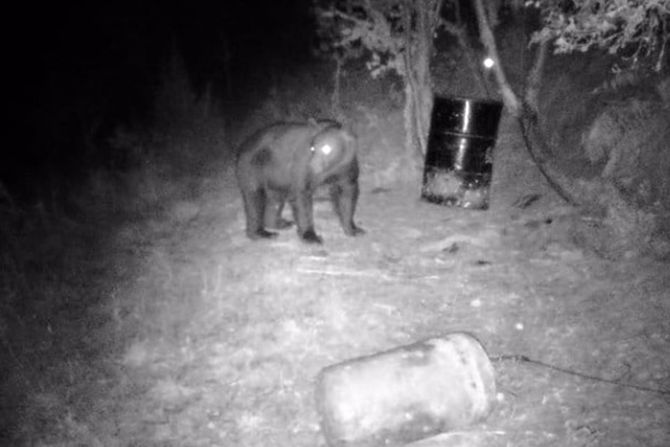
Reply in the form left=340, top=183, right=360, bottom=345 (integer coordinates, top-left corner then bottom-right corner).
left=243, top=188, right=278, bottom=240
left=263, top=191, right=293, bottom=230
left=330, top=181, right=365, bottom=237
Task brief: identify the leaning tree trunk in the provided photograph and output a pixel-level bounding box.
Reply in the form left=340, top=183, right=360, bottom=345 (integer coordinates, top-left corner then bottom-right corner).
left=472, top=0, right=520, bottom=117
left=472, top=0, right=578, bottom=206
left=472, top=0, right=669, bottom=260
left=402, top=0, right=444, bottom=162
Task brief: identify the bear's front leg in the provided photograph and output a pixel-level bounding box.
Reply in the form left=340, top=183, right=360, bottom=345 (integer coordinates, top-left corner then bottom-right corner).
left=290, top=190, right=322, bottom=244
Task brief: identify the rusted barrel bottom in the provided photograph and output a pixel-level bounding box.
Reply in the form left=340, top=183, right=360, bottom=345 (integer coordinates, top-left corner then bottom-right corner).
left=421, top=167, right=491, bottom=209
left=315, top=333, right=496, bottom=447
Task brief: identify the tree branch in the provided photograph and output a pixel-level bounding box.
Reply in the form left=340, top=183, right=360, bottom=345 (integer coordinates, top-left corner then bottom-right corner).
left=517, top=115, right=578, bottom=206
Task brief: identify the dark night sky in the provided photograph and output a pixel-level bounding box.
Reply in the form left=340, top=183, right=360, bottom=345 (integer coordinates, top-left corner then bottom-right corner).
left=7, top=1, right=315, bottom=198
left=17, top=0, right=314, bottom=110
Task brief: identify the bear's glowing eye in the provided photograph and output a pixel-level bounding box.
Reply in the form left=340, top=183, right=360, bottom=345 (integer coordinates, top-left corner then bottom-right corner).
left=320, top=144, right=333, bottom=155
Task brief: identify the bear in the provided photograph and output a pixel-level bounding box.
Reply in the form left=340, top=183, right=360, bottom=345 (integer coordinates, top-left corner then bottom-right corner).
left=235, top=119, right=364, bottom=244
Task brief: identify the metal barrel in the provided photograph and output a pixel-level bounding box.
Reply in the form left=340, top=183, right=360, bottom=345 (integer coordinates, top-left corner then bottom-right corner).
left=315, top=333, right=496, bottom=447
left=421, top=96, right=503, bottom=209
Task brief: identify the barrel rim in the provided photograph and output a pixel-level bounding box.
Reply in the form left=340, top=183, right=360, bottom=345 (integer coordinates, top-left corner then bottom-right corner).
left=433, top=95, right=504, bottom=107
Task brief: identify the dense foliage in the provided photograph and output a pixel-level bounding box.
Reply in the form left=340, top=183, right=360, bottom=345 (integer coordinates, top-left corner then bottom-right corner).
left=530, top=0, right=669, bottom=70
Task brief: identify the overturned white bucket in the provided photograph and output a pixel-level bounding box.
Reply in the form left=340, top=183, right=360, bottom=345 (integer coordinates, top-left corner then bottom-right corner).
left=315, top=333, right=496, bottom=447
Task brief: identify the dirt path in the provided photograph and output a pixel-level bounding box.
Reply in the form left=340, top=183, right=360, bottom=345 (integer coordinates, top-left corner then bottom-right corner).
left=9, top=119, right=669, bottom=446
left=98, top=165, right=669, bottom=445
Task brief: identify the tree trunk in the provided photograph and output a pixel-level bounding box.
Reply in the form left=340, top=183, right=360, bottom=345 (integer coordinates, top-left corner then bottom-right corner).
left=331, top=56, right=343, bottom=116
left=525, top=39, right=548, bottom=115
left=401, top=0, right=443, bottom=161
left=472, top=0, right=521, bottom=117
left=472, top=0, right=579, bottom=205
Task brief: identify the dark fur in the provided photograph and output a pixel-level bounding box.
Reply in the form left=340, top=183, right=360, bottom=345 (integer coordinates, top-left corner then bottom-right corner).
left=235, top=120, right=364, bottom=244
